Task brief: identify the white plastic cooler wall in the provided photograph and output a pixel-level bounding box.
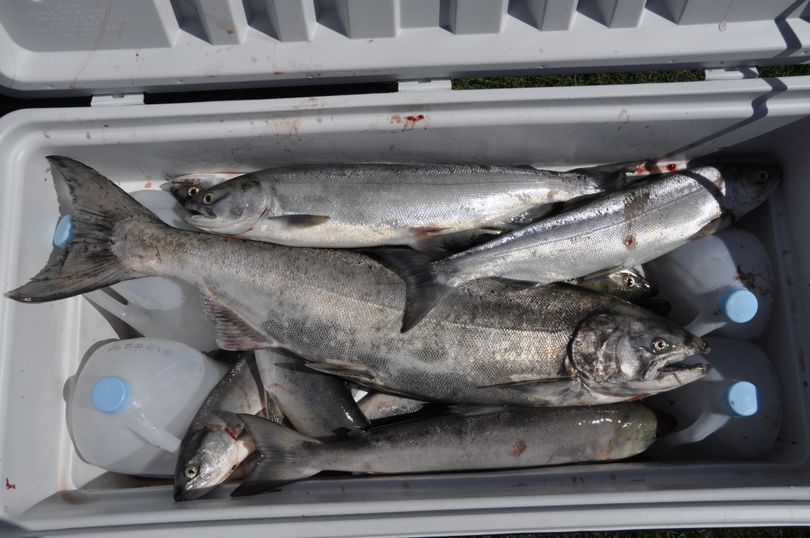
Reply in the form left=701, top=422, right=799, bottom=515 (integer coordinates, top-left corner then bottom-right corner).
left=2, top=0, right=810, bottom=92
left=1, top=76, right=810, bottom=535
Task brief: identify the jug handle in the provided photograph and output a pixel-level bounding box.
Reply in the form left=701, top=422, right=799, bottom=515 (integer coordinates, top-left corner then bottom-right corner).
left=123, top=405, right=182, bottom=453
left=656, top=410, right=730, bottom=448
left=84, top=290, right=151, bottom=330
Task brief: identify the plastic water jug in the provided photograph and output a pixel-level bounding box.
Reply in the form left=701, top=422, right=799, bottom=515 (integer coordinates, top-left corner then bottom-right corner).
left=65, top=338, right=228, bottom=476
left=646, top=337, right=780, bottom=460
left=55, top=189, right=219, bottom=351
left=645, top=228, right=774, bottom=339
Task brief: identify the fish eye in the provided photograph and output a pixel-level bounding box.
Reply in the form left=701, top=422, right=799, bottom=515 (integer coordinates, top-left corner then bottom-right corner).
left=184, top=465, right=199, bottom=479
left=187, top=186, right=201, bottom=197
left=623, top=275, right=636, bottom=289
left=202, top=193, right=215, bottom=205
left=651, top=338, right=670, bottom=353
left=757, top=170, right=769, bottom=182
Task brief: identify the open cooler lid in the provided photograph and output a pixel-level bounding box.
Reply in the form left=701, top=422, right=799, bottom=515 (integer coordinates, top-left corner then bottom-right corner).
left=1, top=0, right=810, bottom=95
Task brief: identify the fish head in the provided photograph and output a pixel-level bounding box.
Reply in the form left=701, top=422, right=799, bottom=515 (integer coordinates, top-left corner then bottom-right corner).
left=184, top=177, right=269, bottom=235
left=606, top=269, right=658, bottom=300
left=170, top=181, right=197, bottom=204
left=173, top=420, right=253, bottom=501
left=570, top=303, right=710, bottom=398
left=713, top=163, right=782, bottom=219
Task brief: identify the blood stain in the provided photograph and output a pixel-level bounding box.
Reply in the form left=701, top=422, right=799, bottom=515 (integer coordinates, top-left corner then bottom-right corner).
left=624, top=235, right=636, bottom=249
left=666, top=163, right=678, bottom=172
left=5, top=478, right=15, bottom=490
left=512, top=440, right=527, bottom=457
left=85, top=132, right=91, bottom=140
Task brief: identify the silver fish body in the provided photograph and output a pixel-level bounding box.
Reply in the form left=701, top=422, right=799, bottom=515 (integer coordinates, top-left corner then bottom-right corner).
left=254, top=348, right=369, bottom=438
left=182, top=163, right=624, bottom=250
left=358, top=392, right=429, bottom=422
left=234, top=403, right=658, bottom=494
left=394, top=164, right=781, bottom=331
left=7, top=157, right=710, bottom=410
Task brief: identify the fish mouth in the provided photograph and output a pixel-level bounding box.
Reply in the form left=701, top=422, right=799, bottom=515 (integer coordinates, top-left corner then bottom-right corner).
left=185, top=204, right=217, bottom=219
left=643, top=332, right=710, bottom=382
left=174, top=483, right=215, bottom=502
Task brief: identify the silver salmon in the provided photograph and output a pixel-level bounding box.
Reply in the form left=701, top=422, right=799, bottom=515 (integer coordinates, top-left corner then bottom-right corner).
left=173, top=352, right=279, bottom=501
left=254, top=348, right=369, bottom=438
left=174, top=349, right=368, bottom=501
left=391, top=164, right=781, bottom=331
left=7, top=157, right=709, bottom=408
left=232, top=403, right=659, bottom=495
left=180, top=163, right=627, bottom=251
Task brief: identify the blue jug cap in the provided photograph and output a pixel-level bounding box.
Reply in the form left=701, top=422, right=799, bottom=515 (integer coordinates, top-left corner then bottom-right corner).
left=91, top=376, right=131, bottom=414
left=717, top=287, right=758, bottom=323
left=726, top=381, right=758, bottom=417
left=53, top=215, right=72, bottom=248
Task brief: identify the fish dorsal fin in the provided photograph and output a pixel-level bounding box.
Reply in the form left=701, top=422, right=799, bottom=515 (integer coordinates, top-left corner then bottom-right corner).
left=200, top=289, right=277, bottom=351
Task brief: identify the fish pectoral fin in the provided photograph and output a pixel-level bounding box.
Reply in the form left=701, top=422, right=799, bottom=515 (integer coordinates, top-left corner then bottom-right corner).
left=493, top=277, right=542, bottom=290
left=410, top=226, right=449, bottom=239
left=503, top=205, right=556, bottom=228
left=444, top=404, right=506, bottom=416
left=269, top=214, right=330, bottom=228
left=481, top=377, right=582, bottom=402
left=200, top=291, right=277, bottom=351
left=304, top=361, right=378, bottom=385
left=690, top=214, right=732, bottom=240
left=478, top=376, right=574, bottom=389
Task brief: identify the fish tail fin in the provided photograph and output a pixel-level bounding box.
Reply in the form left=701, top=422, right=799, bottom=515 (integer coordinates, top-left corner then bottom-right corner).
left=366, top=247, right=455, bottom=333
left=5, top=156, right=164, bottom=303
left=231, top=414, right=322, bottom=496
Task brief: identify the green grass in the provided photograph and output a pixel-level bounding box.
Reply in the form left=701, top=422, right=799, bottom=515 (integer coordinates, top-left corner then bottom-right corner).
left=452, top=64, right=810, bottom=90
left=460, top=529, right=810, bottom=538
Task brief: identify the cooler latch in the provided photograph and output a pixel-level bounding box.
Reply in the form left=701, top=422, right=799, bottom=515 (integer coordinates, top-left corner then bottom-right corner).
left=704, top=67, right=760, bottom=80
left=398, top=79, right=452, bottom=92
left=91, top=94, right=145, bottom=107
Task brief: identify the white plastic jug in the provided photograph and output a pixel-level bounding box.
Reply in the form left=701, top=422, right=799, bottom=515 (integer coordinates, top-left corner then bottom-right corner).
left=66, top=338, right=228, bottom=476
left=644, top=228, right=774, bottom=339
left=646, top=337, right=780, bottom=460
left=55, top=190, right=219, bottom=352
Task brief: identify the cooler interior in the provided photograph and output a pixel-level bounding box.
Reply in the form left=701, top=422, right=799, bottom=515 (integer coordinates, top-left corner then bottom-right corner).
left=1, top=75, right=810, bottom=534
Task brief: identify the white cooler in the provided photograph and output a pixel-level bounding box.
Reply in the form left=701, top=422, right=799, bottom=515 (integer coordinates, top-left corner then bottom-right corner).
left=2, top=1, right=810, bottom=535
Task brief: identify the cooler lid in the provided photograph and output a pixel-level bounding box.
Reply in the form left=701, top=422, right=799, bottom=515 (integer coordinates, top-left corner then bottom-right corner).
left=1, top=0, right=810, bottom=95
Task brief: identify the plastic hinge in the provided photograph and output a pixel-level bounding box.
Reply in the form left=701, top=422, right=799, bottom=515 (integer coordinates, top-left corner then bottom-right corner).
left=704, top=67, right=760, bottom=81
left=91, top=94, right=145, bottom=107
left=398, top=79, right=453, bottom=92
